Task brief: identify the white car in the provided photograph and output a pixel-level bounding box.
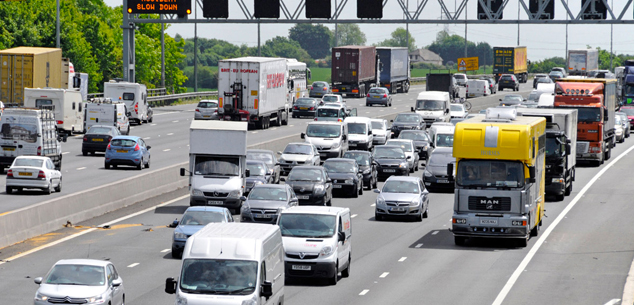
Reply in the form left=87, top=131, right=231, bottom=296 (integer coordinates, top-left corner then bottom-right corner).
left=385, top=139, right=419, bottom=173
left=277, top=143, right=321, bottom=176
left=370, top=118, right=389, bottom=145
left=449, top=104, right=468, bottom=118
left=321, top=94, right=343, bottom=104
left=6, top=156, right=62, bottom=194
left=194, top=99, right=219, bottom=120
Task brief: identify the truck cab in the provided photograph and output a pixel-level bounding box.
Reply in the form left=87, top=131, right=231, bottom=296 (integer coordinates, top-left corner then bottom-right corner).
left=412, top=91, right=451, bottom=127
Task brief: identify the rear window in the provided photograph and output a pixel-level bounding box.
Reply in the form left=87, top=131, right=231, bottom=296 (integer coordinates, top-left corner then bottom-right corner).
left=13, top=158, right=43, bottom=167
left=312, top=82, right=326, bottom=88
left=110, top=139, right=137, bottom=147
left=35, top=99, right=53, bottom=107
left=454, top=75, right=466, bottom=79
left=122, top=93, right=135, bottom=101
left=295, top=99, right=315, bottom=105
left=87, top=127, right=113, bottom=135
left=368, top=88, right=385, bottom=94
left=501, top=76, right=513, bottom=80
left=197, top=102, right=218, bottom=108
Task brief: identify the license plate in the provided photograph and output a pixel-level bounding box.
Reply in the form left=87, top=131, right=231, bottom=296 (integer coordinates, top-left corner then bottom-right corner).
left=437, top=179, right=449, bottom=183
left=116, top=150, right=127, bottom=153
left=2, top=147, right=15, bottom=151
left=333, top=184, right=342, bottom=188
left=207, top=201, right=223, bottom=205
left=390, top=207, right=406, bottom=212
left=320, top=153, right=327, bottom=157
left=383, top=169, right=396, bottom=173
left=254, top=214, right=272, bottom=219
left=349, top=143, right=357, bottom=147
left=341, top=88, right=346, bottom=91
left=373, top=95, right=380, bottom=98
left=92, top=138, right=104, bottom=142
left=468, top=93, right=475, bottom=97
left=300, top=107, right=308, bottom=110
left=480, top=219, right=498, bottom=225
left=18, top=172, right=32, bottom=176
left=203, top=115, right=210, bottom=118
left=292, top=265, right=311, bottom=271
left=297, top=195, right=309, bottom=200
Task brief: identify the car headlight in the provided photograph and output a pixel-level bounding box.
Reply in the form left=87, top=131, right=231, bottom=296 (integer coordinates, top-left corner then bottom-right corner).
left=314, top=184, right=325, bottom=194
left=344, top=179, right=353, bottom=184
left=411, top=198, right=420, bottom=206
left=174, top=232, right=188, bottom=240
left=422, top=146, right=428, bottom=151
left=87, top=294, right=105, bottom=303
left=191, top=189, right=203, bottom=197
left=241, top=204, right=250, bottom=213
left=228, top=190, right=241, bottom=198
left=35, top=292, right=49, bottom=301
left=320, top=246, right=334, bottom=257
left=176, top=294, right=188, bottom=305
left=376, top=196, right=386, bottom=207
left=424, top=170, right=433, bottom=177
left=332, top=141, right=341, bottom=149
left=241, top=295, right=258, bottom=305
left=362, top=169, right=371, bottom=174
left=254, top=180, right=264, bottom=185
left=399, top=162, right=408, bottom=168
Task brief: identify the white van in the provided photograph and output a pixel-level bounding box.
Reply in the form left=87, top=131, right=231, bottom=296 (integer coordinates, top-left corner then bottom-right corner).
left=428, top=124, right=455, bottom=148
left=103, top=80, right=148, bottom=125
left=537, top=94, right=555, bottom=108
left=277, top=206, right=352, bottom=285
left=84, top=99, right=131, bottom=135
left=412, top=91, right=451, bottom=127
left=344, top=116, right=373, bottom=151
left=466, top=79, right=489, bottom=98
left=24, top=88, right=84, bottom=135
left=165, top=223, right=284, bottom=305
left=301, top=121, right=348, bottom=160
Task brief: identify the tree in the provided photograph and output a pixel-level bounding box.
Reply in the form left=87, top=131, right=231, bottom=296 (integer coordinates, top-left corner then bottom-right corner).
left=260, top=36, right=312, bottom=64
left=333, top=24, right=366, bottom=46
left=289, top=24, right=332, bottom=59
left=427, top=30, right=492, bottom=67
left=375, top=27, right=416, bottom=52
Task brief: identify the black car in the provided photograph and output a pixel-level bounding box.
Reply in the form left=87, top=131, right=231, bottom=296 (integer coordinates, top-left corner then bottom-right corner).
left=82, top=125, right=121, bottom=156
left=245, top=160, right=272, bottom=195
left=398, top=130, right=433, bottom=162
left=292, top=98, right=319, bottom=118
left=247, top=149, right=280, bottom=184
left=549, top=71, right=564, bottom=81
left=281, top=166, right=333, bottom=206
left=372, top=145, right=410, bottom=180
left=499, top=94, right=525, bottom=107
left=342, top=150, right=378, bottom=190
left=323, top=158, right=363, bottom=197
left=239, top=184, right=298, bottom=224
left=498, top=74, right=519, bottom=91
left=390, top=113, right=425, bottom=138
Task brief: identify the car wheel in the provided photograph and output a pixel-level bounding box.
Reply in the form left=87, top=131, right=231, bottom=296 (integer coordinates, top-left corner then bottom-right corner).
left=171, top=247, right=182, bottom=259
left=329, top=262, right=339, bottom=285
left=326, top=198, right=332, bottom=206
left=409, top=166, right=414, bottom=173
left=149, top=116, right=153, bottom=123
left=45, top=180, right=53, bottom=194
left=416, top=212, right=423, bottom=222
left=145, top=157, right=150, bottom=168
left=372, top=176, right=378, bottom=189
left=375, top=213, right=383, bottom=221
left=341, top=254, right=351, bottom=278
left=105, top=163, right=110, bottom=169
left=423, top=207, right=428, bottom=218
left=82, top=151, right=87, bottom=156
left=358, top=183, right=363, bottom=195
left=6, top=186, right=12, bottom=194
left=137, top=158, right=143, bottom=170
left=55, top=178, right=62, bottom=192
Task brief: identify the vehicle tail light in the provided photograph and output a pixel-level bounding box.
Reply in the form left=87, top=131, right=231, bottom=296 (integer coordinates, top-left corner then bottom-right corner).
left=195, top=109, right=200, bottom=112
left=134, top=144, right=140, bottom=151
left=57, top=120, right=63, bottom=125
left=309, top=107, right=314, bottom=111
left=135, top=104, right=138, bottom=114
left=7, top=169, right=12, bottom=177
left=107, top=143, right=112, bottom=150
left=314, top=117, right=318, bottom=121
left=383, top=94, right=387, bottom=98
left=338, top=118, right=343, bottom=122
left=294, top=106, right=298, bottom=110
left=108, top=136, right=112, bottom=142
left=323, top=87, right=326, bottom=91
left=37, top=146, right=41, bottom=156
left=310, top=86, right=313, bottom=90
left=83, top=136, right=88, bottom=142
left=367, top=93, right=370, bottom=97
left=38, top=170, right=46, bottom=179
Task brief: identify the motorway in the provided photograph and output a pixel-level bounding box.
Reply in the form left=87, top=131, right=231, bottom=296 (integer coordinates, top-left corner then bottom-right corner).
left=2, top=82, right=634, bottom=304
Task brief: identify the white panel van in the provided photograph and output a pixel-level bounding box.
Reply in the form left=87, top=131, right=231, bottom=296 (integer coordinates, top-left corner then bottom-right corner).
left=344, top=116, right=373, bottom=151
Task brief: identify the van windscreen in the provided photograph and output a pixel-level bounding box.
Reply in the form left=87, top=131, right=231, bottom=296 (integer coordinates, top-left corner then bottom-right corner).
left=180, top=259, right=257, bottom=295
left=278, top=214, right=336, bottom=238
left=416, top=100, right=444, bottom=111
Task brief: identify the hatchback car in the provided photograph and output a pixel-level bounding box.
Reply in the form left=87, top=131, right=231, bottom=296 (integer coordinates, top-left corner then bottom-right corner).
left=373, top=145, right=410, bottom=180
left=371, top=118, right=389, bottom=145
left=321, top=94, right=343, bottom=104
left=277, top=143, right=321, bottom=175
left=82, top=125, right=121, bottom=156
left=450, top=104, right=468, bottom=118
left=481, top=77, right=497, bottom=94
left=247, top=149, right=280, bottom=184
left=615, top=115, right=625, bottom=143
left=292, top=98, right=319, bottom=118
left=499, top=94, right=525, bottom=107
left=549, top=71, right=564, bottom=81
left=171, top=206, right=233, bottom=258
left=616, top=112, right=631, bottom=138
left=390, top=113, right=425, bottom=138
left=366, top=87, right=392, bottom=107
left=532, top=74, right=549, bottom=89
left=104, top=136, right=151, bottom=170
left=34, top=259, right=124, bottom=305
left=240, top=184, right=298, bottom=224
left=245, top=160, right=273, bottom=194
left=323, top=158, right=363, bottom=197
left=309, top=81, right=331, bottom=97
left=374, top=176, right=429, bottom=221
left=194, top=100, right=219, bottom=120
left=386, top=139, right=419, bottom=172
left=281, top=166, right=333, bottom=206
left=498, top=74, right=519, bottom=91
left=342, top=150, right=378, bottom=190
left=398, top=130, right=433, bottom=162
left=423, top=147, right=456, bottom=192
left=6, top=156, right=62, bottom=194
left=535, top=77, right=554, bottom=88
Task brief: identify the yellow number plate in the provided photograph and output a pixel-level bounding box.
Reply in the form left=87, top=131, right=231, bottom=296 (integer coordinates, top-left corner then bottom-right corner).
left=300, top=107, right=308, bottom=110
left=2, top=147, right=15, bottom=151
left=116, top=150, right=127, bottom=153
left=92, top=138, right=104, bottom=142
left=18, top=172, right=32, bottom=176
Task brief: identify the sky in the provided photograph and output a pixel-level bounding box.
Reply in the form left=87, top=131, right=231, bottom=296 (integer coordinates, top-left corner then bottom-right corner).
left=105, top=0, right=634, bottom=61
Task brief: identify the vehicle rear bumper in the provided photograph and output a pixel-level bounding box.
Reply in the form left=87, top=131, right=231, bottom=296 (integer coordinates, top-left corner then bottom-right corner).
left=106, top=159, right=141, bottom=166
left=577, top=152, right=602, bottom=161
left=6, top=177, right=49, bottom=189
left=452, top=224, right=528, bottom=238
left=82, top=142, right=109, bottom=152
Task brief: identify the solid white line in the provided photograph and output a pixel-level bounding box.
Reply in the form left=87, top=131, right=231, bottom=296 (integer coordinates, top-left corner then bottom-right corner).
left=603, top=299, right=620, bottom=305
left=415, top=243, right=423, bottom=248
left=431, top=231, right=439, bottom=235
left=161, top=249, right=171, bottom=253
left=153, top=112, right=178, bottom=116
left=622, top=253, right=634, bottom=305
left=351, top=214, right=358, bottom=218
left=359, top=289, right=369, bottom=296
left=163, top=149, right=171, bottom=152
left=492, top=144, right=634, bottom=305
left=62, top=152, right=70, bottom=155
left=127, top=263, right=140, bottom=268
left=77, top=167, right=86, bottom=170
left=379, top=272, right=389, bottom=278
left=0, top=194, right=189, bottom=265
left=398, top=257, right=407, bottom=262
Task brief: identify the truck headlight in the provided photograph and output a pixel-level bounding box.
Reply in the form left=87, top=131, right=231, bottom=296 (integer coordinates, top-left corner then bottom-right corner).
left=512, top=220, right=527, bottom=226
left=551, top=178, right=565, bottom=183
left=35, top=292, right=49, bottom=301
left=314, top=184, right=325, bottom=194
left=453, top=218, right=467, bottom=224
left=191, top=189, right=203, bottom=197
left=424, top=170, right=433, bottom=177
left=320, top=246, right=334, bottom=256
left=228, top=190, right=241, bottom=198
left=399, top=162, right=408, bottom=168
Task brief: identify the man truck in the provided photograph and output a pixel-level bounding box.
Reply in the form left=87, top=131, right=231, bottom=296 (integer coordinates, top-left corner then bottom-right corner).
left=493, top=46, right=528, bottom=83
left=376, top=47, right=410, bottom=94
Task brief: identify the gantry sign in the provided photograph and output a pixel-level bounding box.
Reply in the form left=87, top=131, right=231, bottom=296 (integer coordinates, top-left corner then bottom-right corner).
left=121, top=0, right=634, bottom=81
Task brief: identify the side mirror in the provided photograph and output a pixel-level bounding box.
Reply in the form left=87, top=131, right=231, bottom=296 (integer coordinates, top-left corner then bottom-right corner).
left=147, top=145, right=152, bottom=150
left=165, top=277, right=177, bottom=294
left=528, top=166, right=536, bottom=183
left=245, top=169, right=250, bottom=178
left=240, top=196, right=247, bottom=201
left=499, top=99, right=503, bottom=101
left=126, top=112, right=132, bottom=117
left=447, top=163, right=454, bottom=178
left=604, top=108, right=609, bottom=120
left=280, top=177, right=286, bottom=182
left=169, top=219, right=179, bottom=228
left=261, top=281, right=273, bottom=299
left=406, top=156, right=412, bottom=159
left=112, top=278, right=122, bottom=287
left=34, top=277, right=43, bottom=285
left=277, top=151, right=282, bottom=155
left=326, top=178, right=332, bottom=183
left=411, top=107, right=415, bottom=112
left=373, top=189, right=380, bottom=193
left=372, top=161, right=378, bottom=166
left=342, top=134, right=347, bottom=141
left=390, top=119, right=394, bottom=123
left=338, top=231, right=345, bottom=243
left=180, top=168, right=186, bottom=177
left=300, top=133, right=305, bottom=139
left=565, top=144, right=571, bottom=155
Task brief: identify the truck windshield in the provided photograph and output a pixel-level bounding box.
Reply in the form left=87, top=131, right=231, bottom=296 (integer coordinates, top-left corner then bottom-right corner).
left=456, top=160, right=525, bottom=188
left=347, top=123, right=366, bottom=134
left=306, top=124, right=340, bottom=138
left=317, top=108, right=340, bottom=118
left=566, top=107, right=601, bottom=122
left=246, top=163, right=267, bottom=176
left=546, top=137, right=562, bottom=158
left=416, top=100, right=444, bottom=111
left=625, top=85, right=634, bottom=96
left=435, top=134, right=454, bottom=147
left=194, top=156, right=240, bottom=176
left=180, top=259, right=257, bottom=295
left=278, top=214, right=336, bottom=238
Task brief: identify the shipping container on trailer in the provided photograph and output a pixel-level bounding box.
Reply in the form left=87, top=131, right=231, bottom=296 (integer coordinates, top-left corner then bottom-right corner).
left=331, top=46, right=378, bottom=98
left=376, top=47, right=410, bottom=94
left=0, top=47, right=63, bottom=105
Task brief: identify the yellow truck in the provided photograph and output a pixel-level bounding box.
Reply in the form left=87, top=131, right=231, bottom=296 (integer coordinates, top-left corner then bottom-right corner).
left=451, top=107, right=546, bottom=247
left=0, top=47, right=64, bottom=105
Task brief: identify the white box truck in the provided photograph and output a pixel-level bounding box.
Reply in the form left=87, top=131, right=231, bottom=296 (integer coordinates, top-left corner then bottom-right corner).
left=287, top=58, right=309, bottom=105
left=103, top=80, right=148, bottom=125
left=181, top=120, right=249, bottom=214
left=165, top=223, right=285, bottom=305
left=218, top=57, right=290, bottom=129
left=24, top=88, right=85, bottom=135
left=84, top=98, right=131, bottom=135
left=517, top=108, right=578, bottom=200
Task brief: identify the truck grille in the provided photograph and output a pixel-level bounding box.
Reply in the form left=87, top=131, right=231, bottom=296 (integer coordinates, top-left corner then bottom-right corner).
left=468, top=196, right=511, bottom=211
left=286, top=252, right=319, bottom=260
left=577, top=141, right=589, bottom=154
left=202, top=192, right=229, bottom=198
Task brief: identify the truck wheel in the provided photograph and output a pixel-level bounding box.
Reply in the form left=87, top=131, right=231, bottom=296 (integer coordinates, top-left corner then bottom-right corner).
left=454, top=236, right=466, bottom=246
left=274, top=112, right=281, bottom=126
left=565, top=182, right=572, bottom=196
left=530, top=221, right=540, bottom=237
left=605, top=147, right=611, bottom=160
left=555, top=193, right=565, bottom=201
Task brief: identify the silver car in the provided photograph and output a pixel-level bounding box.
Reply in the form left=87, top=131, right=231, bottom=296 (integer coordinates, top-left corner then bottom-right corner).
left=385, top=139, right=419, bottom=173
left=310, top=81, right=331, bottom=97
left=34, top=259, right=124, bottom=305
left=374, top=176, right=429, bottom=221
left=366, top=87, right=392, bottom=107
left=616, top=112, right=631, bottom=138
left=194, top=100, right=219, bottom=120
left=277, top=143, right=321, bottom=175
left=240, top=184, right=298, bottom=223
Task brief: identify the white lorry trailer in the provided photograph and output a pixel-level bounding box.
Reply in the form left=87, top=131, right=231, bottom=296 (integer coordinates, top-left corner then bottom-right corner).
left=218, top=57, right=290, bottom=129
left=567, top=49, right=599, bottom=76
left=287, top=58, right=310, bottom=105
left=24, top=88, right=84, bottom=135
left=103, top=80, right=148, bottom=125
left=181, top=120, right=249, bottom=214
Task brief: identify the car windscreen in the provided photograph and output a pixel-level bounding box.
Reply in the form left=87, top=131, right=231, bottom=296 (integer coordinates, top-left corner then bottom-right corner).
left=180, top=259, right=257, bottom=295
left=87, top=127, right=113, bottom=135
left=450, top=105, right=463, bottom=112
left=620, top=108, right=634, bottom=116
left=278, top=214, right=336, bottom=238
left=110, top=139, right=136, bottom=147
left=246, top=163, right=267, bottom=176
left=13, top=158, right=43, bottom=167
left=382, top=180, right=420, bottom=194
left=306, top=124, right=341, bottom=138
left=194, top=156, right=240, bottom=176
left=373, top=147, right=405, bottom=159
left=428, top=152, right=455, bottom=167
left=386, top=141, right=412, bottom=152
left=322, top=96, right=339, bottom=102
left=287, top=168, right=323, bottom=182
left=528, top=92, right=540, bottom=101
left=248, top=187, right=287, bottom=201
left=283, top=144, right=313, bottom=155
left=180, top=210, right=226, bottom=225
left=45, top=264, right=105, bottom=286
left=615, top=115, right=622, bottom=125
left=435, top=134, right=454, bottom=147
left=347, top=123, right=367, bottom=135
left=456, top=160, right=524, bottom=188
left=399, top=132, right=429, bottom=141
left=317, top=108, right=340, bottom=118
left=416, top=100, right=444, bottom=111
left=247, top=152, right=274, bottom=165
left=323, top=161, right=356, bottom=173
left=371, top=121, right=385, bottom=129
left=343, top=152, right=370, bottom=166
left=197, top=102, right=218, bottom=108
left=395, top=114, right=421, bottom=123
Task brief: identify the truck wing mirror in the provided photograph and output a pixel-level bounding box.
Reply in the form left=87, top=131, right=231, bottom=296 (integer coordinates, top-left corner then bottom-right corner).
left=565, top=144, right=571, bottom=155
left=261, top=281, right=273, bottom=299
left=245, top=169, right=250, bottom=178
left=411, top=107, right=415, bottom=112
left=300, top=133, right=305, bottom=139
left=165, top=277, right=177, bottom=294
left=447, top=163, right=453, bottom=178
left=180, top=168, right=187, bottom=177
left=527, top=166, right=536, bottom=183
left=342, top=134, right=347, bottom=141
left=604, top=108, right=609, bottom=120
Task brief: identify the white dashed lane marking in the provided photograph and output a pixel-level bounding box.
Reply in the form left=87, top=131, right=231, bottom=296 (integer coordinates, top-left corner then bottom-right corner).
left=415, top=243, right=423, bottom=248
left=127, top=263, right=139, bottom=268
left=167, top=133, right=174, bottom=136
left=359, top=290, right=369, bottom=296
left=379, top=272, right=389, bottom=278
left=432, top=231, right=439, bottom=235
left=163, top=149, right=171, bottom=152
left=77, top=167, right=86, bottom=170
left=351, top=214, right=358, bottom=218
left=398, top=257, right=407, bottom=262
left=160, top=249, right=171, bottom=253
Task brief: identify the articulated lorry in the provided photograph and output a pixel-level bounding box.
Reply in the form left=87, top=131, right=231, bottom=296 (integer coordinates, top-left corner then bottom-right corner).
left=554, top=79, right=617, bottom=166
left=331, top=46, right=379, bottom=98
left=426, top=73, right=460, bottom=99
left=493, top=46, right=528, bottom=83
left=517, top=108, right=578, bottom=201
left=0, top=47, right=63, bottom=105
left=376, top=47, right=410, bottom=94
left=218, top=57, right=290, bottom=129
left=451, top=107, right=546, bottom=247
left=567, top=49, right=599, bottom=76
left=181, top=121, right=249, bottom=214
